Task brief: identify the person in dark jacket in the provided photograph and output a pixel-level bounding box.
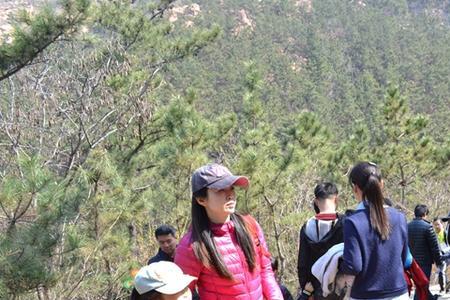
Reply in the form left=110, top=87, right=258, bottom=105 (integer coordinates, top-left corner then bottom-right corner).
left=148, top=226, right=202, bottom=300
left=147, top=224, right=177, bottom=265
left=408, top=205, right=442, bottom=300
left=297, top=182, right=344, bottom=300
left=408, top=205, right=442, bottom=279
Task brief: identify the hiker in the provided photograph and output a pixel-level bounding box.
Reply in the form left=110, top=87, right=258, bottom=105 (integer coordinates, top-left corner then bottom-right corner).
left=297, top=182, right=345, bottom=300
left=174, top=163, right=283, bottom=300
left=408, top=204, right=442, bottom=299
left=442, top=212, right=450, bottom=253
left=344, top=189, right=421, bottom=298
left=147, top=225, right=178, bottom=265
left=130, top=261, right=195, bottom=300
left=433, top=217, right=449, bottom=293
left=271, top=257, right=294, bottom=300
left=339, top=162, right=409, bottom=299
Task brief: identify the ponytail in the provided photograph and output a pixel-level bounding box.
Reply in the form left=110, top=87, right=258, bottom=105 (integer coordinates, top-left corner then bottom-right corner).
left=349, top=162, right=391, bottom=240
left=364, top=175, right=390, bottom=240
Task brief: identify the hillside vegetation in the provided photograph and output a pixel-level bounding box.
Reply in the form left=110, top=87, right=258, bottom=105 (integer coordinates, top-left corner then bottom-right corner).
left=0, top=0, right=449, bottom=298
left=163, top=0, right=450, bottom=134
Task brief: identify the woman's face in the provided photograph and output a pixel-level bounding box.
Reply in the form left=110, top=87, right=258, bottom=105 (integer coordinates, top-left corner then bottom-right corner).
left=198, top=186, right=236, bottom=223
left=161, top=287, right=192, bottom=300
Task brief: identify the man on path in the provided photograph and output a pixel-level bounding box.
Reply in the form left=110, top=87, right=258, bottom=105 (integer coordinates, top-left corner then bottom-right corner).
left=408, top=204, right=442, bottom=299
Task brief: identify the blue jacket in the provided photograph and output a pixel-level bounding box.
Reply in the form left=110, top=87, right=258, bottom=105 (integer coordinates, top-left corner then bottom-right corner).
left=340, top=204, right=408, bottom=299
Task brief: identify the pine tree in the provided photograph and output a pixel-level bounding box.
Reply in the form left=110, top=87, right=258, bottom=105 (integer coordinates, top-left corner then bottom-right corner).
left=0, top=0, right=89, bottom=81
left=373, top=86, right=449, bottom=205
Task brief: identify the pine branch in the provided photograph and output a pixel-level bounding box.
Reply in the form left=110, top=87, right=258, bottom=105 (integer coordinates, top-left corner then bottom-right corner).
left=0, top=1, right=89, bottom=82
left=0, top=30, right=65, bottom=82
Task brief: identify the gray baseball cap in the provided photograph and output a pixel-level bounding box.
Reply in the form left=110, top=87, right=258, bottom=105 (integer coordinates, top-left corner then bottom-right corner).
left=191, top=163, right=249, bottom=193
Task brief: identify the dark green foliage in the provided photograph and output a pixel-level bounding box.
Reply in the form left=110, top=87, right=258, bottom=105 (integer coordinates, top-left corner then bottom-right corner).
left=0, top=0, right=449, bottom=298
left=0, top=0, right=89, bottom=81
left=0, top=156, right=66, bottom=297
left=161, top=0, right=450, bottom=135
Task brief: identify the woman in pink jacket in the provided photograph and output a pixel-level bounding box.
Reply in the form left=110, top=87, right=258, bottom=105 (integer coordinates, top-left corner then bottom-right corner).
left=175, top=163, right=283, bottom=300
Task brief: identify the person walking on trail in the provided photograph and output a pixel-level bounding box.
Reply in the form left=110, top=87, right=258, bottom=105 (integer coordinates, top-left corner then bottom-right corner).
left=408, top=204, right=442, bottom=300
left=147, top=225, right=178, bottom=265
left=339, top=162, right=409, bottom=300
left=174, top=163, right=283, bottom=300
left=433, top=217, right=449, bottom=293
left=442, top=212, right=450, bottom=257
left=130, top=261, right=196, bottom=300
left=297, top=182, right=345, bottom=300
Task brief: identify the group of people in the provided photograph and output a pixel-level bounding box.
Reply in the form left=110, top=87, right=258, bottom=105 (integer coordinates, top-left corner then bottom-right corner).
left=298, top=169, right=450, bottom=300
left=130, top=162, right=450, bottom=300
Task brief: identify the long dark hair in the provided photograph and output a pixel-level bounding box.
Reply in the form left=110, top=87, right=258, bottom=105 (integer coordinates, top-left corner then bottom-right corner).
left=349, top=162, right=391, bottom=240
left=191, top=187, right=256, bottom=278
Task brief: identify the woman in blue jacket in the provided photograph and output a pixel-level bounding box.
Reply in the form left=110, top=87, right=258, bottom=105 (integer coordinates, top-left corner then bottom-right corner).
left=340, top=162, right=409, bottom=300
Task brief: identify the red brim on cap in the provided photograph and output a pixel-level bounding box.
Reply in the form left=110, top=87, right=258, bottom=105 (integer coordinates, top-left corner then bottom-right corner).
left=233, top=176, right=249, bottom=188
left=208, top=175, right=249, bottom=190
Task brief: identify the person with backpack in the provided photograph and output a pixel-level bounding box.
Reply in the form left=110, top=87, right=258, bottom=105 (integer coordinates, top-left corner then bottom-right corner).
left=339, top=162, right=409, bottom=300
left=297, top=182, right=345, bottom=300
left=174, top=163, right=283, bottom=300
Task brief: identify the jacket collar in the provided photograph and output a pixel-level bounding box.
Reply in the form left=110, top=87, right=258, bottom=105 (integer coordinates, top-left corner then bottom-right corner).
left=210, top=220, right=235, bottom=236
left=356, top=200, right=390, bottom=211
left=156, top=248, right=173, bottom=261
left=413, top=217, right=430, bottom=224
left=356, top=201, right=366, bottom=210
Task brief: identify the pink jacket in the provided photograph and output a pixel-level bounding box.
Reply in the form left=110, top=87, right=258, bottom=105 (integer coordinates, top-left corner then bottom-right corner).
left=174, top=216, right=283, bottom=300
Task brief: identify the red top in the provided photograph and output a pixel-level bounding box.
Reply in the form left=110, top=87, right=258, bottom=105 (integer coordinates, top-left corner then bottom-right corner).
left=175, top=216, right=283, bottom=300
